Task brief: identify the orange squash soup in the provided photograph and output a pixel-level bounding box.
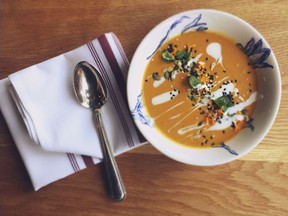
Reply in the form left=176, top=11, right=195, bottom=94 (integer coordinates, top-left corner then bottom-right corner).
left=142, top=31, right=257, bottom=148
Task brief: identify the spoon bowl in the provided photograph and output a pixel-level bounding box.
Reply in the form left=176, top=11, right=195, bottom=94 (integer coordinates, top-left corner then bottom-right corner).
left=73, top=61, right=126, bottom=201
left=73, top=62, right=107, bottom=109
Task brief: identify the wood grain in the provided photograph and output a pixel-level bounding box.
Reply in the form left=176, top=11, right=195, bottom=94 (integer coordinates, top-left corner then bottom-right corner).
left=1, top=0, right=288, bottom=215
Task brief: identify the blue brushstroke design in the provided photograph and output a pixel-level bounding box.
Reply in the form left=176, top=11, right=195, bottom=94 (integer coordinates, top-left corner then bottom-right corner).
left=213, top=143, right=238, bottom=156
left=237, top=38, right=273, bottom=69
left=131, top=93, right=153, bottom=127
left=146, top=15, right=190, bottom=60
left=181, top=14, right=208, bottom=34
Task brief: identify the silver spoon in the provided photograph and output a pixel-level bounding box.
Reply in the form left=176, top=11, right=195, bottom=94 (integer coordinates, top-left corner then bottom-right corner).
left=73, top=61, right=126, bottom=201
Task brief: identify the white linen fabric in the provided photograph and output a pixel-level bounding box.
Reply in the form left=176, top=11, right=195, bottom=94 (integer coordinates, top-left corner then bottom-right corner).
left=0, top=33, right=146, bottom=190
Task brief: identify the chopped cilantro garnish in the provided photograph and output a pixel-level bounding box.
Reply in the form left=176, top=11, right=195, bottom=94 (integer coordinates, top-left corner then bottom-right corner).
left=175, top=48, right=190, bottom=61
left=162, top=50, right=174, bottom=63
left=213, top=95, right=234, bottom=112
left=188, top=75, right=202, bottom=88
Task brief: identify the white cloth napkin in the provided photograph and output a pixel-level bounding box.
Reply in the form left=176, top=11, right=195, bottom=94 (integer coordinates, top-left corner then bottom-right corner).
left=0, top=33, right=146, bottom=190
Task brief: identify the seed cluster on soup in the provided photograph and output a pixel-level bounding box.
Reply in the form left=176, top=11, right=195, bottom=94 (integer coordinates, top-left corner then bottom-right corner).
left=142, top=31, right=257, bottom=148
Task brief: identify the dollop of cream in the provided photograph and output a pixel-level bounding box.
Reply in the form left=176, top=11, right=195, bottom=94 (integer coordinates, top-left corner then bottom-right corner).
left=206, top=42, right=223, bottom=70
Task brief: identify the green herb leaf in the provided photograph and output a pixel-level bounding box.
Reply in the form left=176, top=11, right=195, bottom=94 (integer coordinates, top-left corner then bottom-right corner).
left=175, top=48, right=190, bottom=61
left=187, top=95, right=199, bottom=101
left=162, top=50, right=174, bottom=63
left=152, top=72, right=160, bottom=81
left=188, top=75, right=202, bottom=88
left=213, top=95, right=234, bottom=112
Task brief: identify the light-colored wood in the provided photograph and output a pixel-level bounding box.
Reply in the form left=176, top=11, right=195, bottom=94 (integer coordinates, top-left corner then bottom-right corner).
left=1, top=0, right=288, bottom=215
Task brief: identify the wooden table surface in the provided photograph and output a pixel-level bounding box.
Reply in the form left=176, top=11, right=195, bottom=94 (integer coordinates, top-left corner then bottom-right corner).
left=1, top=0, right=288, bottom=215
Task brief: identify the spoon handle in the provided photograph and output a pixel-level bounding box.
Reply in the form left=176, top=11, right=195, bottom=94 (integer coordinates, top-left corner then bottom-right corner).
left=93, top=109, right=127, bottom=201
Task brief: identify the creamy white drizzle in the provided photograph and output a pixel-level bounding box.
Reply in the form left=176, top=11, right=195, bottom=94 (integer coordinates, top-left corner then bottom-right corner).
left=168, top=106, right=200, bottom=133
left=152, top=89, right=180, bottom=105
left=210, top=82, right=235, bottom=100
left=207, top=115, right=244, bottom=131
left=187, top=53, right=202, bottom=67
left=154, top=101, right=185, bottom=120
left=226, top=91, right=257, bottom=114
left=178, top=123, right=205, bottom=135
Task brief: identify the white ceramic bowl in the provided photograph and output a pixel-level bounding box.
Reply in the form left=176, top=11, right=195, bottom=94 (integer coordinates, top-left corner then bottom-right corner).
left=127, top=9, right=281, bottom=166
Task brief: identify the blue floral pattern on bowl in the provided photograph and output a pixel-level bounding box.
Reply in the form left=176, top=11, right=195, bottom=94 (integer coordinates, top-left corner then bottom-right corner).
left=237, top=38, right=273, bottom=69
left=213, top=143, right=239, bottom=156
left=131, top=93, right=153, bottom=127
left=147, top=14, right=208, bottom=60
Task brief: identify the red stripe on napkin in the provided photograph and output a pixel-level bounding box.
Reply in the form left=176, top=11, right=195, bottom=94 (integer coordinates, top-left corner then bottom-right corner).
left=82, top=155, right=95, bottom=167
left=98, top=35, right=128, bottom=107
left=67, top=153, right=80, bottom=172
left=101, top=34, right=147, bottom=143
left=87, top=42, right=135, bottom=148
left=111, top=33, right=130, bottom=70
